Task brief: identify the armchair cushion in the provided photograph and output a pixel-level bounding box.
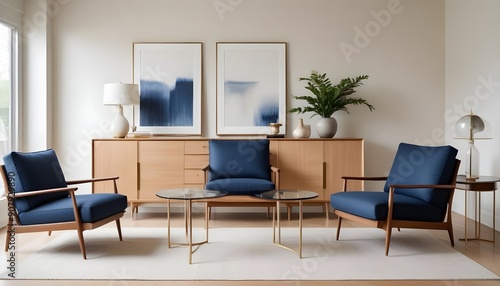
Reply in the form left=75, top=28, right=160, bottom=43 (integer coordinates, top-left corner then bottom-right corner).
left=3, top=149, right=68, bottom=213
left=330, top=191, right=444, bottom=222
left=383, top=143, right=458, bottom=208
left=205, top=178, right=275, bottom=195
left=208, top=140, right=271, bottom=181
left=18, top=193, right=128, bottom=225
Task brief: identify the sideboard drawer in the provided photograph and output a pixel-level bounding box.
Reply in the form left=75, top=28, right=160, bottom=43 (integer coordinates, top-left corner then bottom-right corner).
left=185, top=170, right=205, bottom=184
left=185, top=141, right=209, bottom=154
left=185, top=154, right=208, bottom=169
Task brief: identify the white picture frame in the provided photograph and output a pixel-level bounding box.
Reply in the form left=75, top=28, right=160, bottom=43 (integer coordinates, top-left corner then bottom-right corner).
left=216, top=42, right=287, bottom=135
left=133, top=42, right=202, bottom=135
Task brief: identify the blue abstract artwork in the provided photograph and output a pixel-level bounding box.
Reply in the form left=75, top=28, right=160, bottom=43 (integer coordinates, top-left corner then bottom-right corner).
left=140, top=79, right=194, bottom=126
left=224, top=81, right=279, bottom=127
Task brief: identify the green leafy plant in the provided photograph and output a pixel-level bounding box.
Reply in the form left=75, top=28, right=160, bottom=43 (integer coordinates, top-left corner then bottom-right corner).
left=288, top=71, right=374, bottom=118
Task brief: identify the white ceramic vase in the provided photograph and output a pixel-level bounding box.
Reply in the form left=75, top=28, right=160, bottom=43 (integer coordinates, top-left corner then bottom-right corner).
left=316, top=117, right=338, bottom=138
left=293, top=118, right=311, bottom=138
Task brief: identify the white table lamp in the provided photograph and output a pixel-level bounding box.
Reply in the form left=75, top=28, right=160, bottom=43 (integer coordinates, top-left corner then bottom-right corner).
left=103, top=83, right=139, bottom=138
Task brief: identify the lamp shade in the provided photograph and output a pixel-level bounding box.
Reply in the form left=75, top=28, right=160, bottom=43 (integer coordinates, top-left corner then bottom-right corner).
left=455, top=113, right=485, bottom=139
left=103, top=83, right=140, bottom=106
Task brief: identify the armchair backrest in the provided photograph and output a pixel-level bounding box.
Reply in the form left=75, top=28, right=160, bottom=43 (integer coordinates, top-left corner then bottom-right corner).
left=3, top=149, right=68, bottom=213
left=384, top=143, right=458, bottom=208
left=208, top=139, right=271, bottom=181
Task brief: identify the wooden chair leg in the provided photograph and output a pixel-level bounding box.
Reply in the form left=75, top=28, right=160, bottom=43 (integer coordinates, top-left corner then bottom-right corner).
left=385, top=228, right=393, bottom=256
left=336, top=216, right=342, bottom=240
left=115, top=219, right=123, bottom=241
left=76, top=229, right=87, bottom=260
left=287, top=205, right=291, bottom=220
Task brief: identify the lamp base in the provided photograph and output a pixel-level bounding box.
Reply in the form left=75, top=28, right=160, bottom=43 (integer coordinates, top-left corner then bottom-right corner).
left=110, top=105, right=130, bottom=138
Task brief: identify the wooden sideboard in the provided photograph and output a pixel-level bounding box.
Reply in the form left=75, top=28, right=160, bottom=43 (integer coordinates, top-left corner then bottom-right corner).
left=92, top=138, right=364, bottom=217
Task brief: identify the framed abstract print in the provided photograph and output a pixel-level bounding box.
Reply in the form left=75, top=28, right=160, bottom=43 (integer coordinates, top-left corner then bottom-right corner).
left=133, top=42, right=202, bottom=135
left=216, top=42, right=287, bottom=135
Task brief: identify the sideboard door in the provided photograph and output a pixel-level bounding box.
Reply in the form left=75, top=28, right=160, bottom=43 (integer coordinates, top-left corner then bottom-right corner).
left=92, top=140, right=138, bottom=200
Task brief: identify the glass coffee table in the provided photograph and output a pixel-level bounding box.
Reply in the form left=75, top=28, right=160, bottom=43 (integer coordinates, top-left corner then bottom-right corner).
left=254, top=189, right=318, bottom=258
left=156, top=188, right=226, bottom=264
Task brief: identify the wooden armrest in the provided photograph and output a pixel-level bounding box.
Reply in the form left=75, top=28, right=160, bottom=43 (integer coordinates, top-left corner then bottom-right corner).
left=66, top=176, right=119, bottom=185
left=342, top=176, right=388, bottom=181
left=9, top=187, right=78, bottom=198
left=389, top=184, right=456, bottom=190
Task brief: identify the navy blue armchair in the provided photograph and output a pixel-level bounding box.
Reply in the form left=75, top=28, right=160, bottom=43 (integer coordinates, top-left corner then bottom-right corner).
left=2, top=149, right=127, bottom=259
left=202, top=140, right=280, bottom=216
left=330, top=143, right=460, bottom=255
left=204, top=139, right=279, bottom=195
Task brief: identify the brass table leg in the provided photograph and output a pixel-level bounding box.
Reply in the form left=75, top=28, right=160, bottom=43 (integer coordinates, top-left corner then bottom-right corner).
left=167, top=199, right=209, bottom=264
left=460, top=189, right=495, bottom=244
left=272, top=199, right=304, bottom=258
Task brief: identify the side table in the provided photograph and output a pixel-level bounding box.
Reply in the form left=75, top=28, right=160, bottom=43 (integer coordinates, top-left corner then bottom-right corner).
left=455, top=175, right=499, bottom=244
left=156, top=188, right=226, bottom=264
left=254, top=189, right=318, bottom=258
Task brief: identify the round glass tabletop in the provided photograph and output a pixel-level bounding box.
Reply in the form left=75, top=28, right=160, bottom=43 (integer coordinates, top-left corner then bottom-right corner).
left=254, top=190, right=318, bottom=201
left=156, top=188, right=227, bottom=200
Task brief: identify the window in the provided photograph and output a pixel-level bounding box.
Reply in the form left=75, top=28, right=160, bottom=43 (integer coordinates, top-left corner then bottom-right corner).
left=0, top=21, right=18, bottom=197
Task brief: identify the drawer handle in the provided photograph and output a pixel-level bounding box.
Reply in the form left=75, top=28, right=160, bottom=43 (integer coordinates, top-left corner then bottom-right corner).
left=137, top=162, right=140, bottom=190
left=323, top=162, right=326, bottom=189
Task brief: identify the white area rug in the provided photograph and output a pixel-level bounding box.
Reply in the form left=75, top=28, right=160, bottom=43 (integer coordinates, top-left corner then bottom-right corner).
left=1, top=227, right=498, bottom=281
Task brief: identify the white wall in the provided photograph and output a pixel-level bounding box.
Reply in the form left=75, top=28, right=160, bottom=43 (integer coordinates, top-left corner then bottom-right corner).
left=446, top=0, right=500, bottom=230
left=43, top=0, right=445, bottom=187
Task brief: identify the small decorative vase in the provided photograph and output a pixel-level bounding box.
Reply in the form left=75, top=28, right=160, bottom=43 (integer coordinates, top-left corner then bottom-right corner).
left=316, top=117, right=338, bottom=138
left=269, top=123, right=282, bottom=135
left=293, top=118, right=310, bottom=138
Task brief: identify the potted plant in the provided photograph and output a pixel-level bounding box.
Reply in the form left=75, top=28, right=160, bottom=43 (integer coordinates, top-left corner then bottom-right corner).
left=288, top=71, right=374, bottom=138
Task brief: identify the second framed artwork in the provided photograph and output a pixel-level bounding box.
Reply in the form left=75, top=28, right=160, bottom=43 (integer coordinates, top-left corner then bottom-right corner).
left=133, top=42, right=202, bottom=135
left=216, top=42, right=287, bottom=135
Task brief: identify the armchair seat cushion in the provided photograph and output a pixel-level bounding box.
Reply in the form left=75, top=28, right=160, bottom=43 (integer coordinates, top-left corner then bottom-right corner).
left=205, top=178, right=275, bottom=195
left=330, top=191, right=444, bottom=222
left=18, top=193, right=127, bottom=225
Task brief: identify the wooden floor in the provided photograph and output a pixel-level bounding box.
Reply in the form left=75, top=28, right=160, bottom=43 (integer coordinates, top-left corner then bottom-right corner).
left=0, top=208, right=499, bottom=286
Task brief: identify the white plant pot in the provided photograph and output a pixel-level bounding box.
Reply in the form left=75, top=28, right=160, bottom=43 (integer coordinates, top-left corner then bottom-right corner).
left=316, top=117, right=338, bottom=138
